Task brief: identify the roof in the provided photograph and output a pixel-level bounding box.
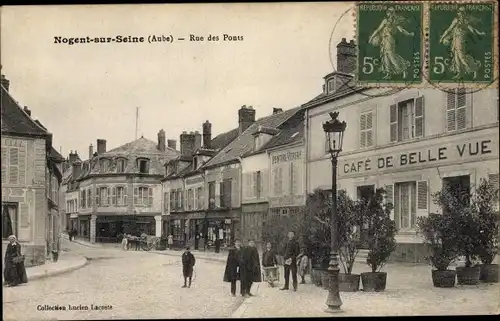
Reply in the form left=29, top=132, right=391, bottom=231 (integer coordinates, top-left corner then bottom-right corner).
left=210, top=128, right=239, bottom=151
left=49, top=147, right=65, bottom=162
left=1, top=84, right=50, bottom=137
left=260, top=117, right=304, bottom=151
left=78, top=137, right=180, bottom=178
left=204, top=106, right=303, bottom=168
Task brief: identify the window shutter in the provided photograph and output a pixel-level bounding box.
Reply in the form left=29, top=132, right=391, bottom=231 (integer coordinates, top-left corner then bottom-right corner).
left=417, top=181, right=428, bottom=211
left=415, top=96, right=424, bottom=137
left=289, top=163, right=294, bottom=195
left=272, top=168, right=278, bottom=196
left=488, top=174, right=499, bottom=210
left=134, top=187, right=138, bottom=205
left=252, top=172, right=257, bottom=198
left=390, top=104, right=398, bottom=142
left=107, top=187, right=111, bottom=206
left=366, top=112, right=373, bottom=147
left=9, top=148, right=19, bottom=185
left=446, top=92, right=457, bottom=131
left=149, top=187, right=153, bottom=206
left=219, top=182, right=225, bottom=207
left=384, top=184, right=395, bottom=221
left=2, top=147, right=7, bottom=184
left=360, top=113, right=367, bottom=148
left=123, top=187, right=128, bottom=206
left=456, top=89, right=467, bottom=130
left=95, top=188, right=100, bottom=206
left=112, top=187, right=117, bottom=206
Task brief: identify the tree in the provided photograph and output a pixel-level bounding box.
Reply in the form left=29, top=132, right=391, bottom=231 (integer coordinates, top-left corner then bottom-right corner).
left=474, top=179, right=499, bottom=265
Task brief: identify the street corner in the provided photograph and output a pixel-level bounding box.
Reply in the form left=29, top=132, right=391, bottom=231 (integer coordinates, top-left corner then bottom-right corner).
left=27, top=256, right=89, bottom=281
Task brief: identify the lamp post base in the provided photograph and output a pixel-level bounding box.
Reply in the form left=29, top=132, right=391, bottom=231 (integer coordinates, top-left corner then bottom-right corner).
left=325, top=266, right=343, bottom=312
left=324, top=306, right=344, bottom=314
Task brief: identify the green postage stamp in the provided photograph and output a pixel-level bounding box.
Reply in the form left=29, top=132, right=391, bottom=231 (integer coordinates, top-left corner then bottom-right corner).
left=356, top=2, right=423, bottom=86
left=428, top=2, right=497, bottom=87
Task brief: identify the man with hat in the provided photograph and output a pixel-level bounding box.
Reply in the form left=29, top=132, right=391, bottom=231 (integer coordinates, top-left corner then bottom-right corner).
left=181, top=246, right=196, bottom=288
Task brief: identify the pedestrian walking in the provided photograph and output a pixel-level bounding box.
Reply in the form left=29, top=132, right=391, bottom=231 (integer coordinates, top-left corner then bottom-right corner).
left=181, top=246, right=196, bottom=288
left=240, top=240, right=262, bottom=297
left=297, top=248, right=309, bottom=284
left=3, top=235, right=28, bottom=287
left=121, top=234, right=129, bottom=251
left=262, top=242, right=278, bottom=287
left=71, top=227, right=77, bottom=241
left=280, top=231, right=300, bottom=291
left=223, top=239, right=242, bottom=296
left=167, top=234, right=174, bottom=250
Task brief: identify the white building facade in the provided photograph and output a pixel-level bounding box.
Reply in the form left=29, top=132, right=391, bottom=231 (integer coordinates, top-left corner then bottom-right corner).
left=305, top=85, right=499, bottom=262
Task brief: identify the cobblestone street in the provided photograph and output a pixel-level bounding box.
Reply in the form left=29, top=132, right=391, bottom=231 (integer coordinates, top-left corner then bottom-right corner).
left=3, top=240, right=243, bottom=320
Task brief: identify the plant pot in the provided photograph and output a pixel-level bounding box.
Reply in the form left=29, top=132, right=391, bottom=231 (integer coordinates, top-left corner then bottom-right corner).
left=456, top=266, right=481, bottom=285
left=431, top=270, right=456, bottom=288
left=52, top=251, right=59, bottom=262
left=479, top=264, right=499, bottom=283
left=361, top=272, right=387, bottom=292
left=339, top=273, right=360, bottom=292
left=321, top=271, right=331, bottom=290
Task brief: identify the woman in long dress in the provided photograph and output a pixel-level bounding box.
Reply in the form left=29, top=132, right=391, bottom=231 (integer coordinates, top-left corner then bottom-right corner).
left=296, top=249, right=309, bottom=284
left=4, top=235, right=28, bottom=287
left=368, top=7, right=415, bottom=80
left=439, top=7, right=485, bottom=79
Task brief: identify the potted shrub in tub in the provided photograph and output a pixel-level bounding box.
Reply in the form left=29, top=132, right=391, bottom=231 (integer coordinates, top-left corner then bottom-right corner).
left=337, top=190, right=364, bottom=292
left=361, top=188, right=397, bottom=292
left=417, top=213, right=458, bottom=288
left=436, top=183, right=482, bottom=285
left=475, top=179, right=499, bottom=283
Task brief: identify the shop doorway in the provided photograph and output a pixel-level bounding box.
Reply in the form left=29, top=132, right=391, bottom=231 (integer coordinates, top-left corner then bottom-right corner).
left=357, top=185, right=375, bottom=249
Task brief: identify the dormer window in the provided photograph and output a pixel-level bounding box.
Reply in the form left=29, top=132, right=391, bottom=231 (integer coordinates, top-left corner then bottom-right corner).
left=254, top=135, right=260, bottom=150
left=117, top=158, right=127, bottom=173
left=137, top=158, right=150, bottom=174
left=193, top=157, right=198, bottom=170
left=99, top=158, right=109, bottom=172
left=327, top=79, right=335, bottom=93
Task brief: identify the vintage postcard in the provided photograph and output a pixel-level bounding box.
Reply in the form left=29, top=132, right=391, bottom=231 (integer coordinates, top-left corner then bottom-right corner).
left=1, top=2, right=499, bottom=320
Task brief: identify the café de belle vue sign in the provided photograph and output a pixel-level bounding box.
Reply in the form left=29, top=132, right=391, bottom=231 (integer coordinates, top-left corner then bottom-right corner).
left=340, top=137, right=496, bottom=177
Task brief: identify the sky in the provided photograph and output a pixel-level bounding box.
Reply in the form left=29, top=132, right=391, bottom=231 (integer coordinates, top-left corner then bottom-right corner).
left=1, top=3, right=354, bottom=160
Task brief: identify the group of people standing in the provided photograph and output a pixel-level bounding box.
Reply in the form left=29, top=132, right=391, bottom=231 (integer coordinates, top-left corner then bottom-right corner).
left=223, top=231, right=309, bottom=297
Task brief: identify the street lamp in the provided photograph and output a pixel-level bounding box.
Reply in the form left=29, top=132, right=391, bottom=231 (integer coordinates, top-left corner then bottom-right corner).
left=322, top=111, right=347, bottom=313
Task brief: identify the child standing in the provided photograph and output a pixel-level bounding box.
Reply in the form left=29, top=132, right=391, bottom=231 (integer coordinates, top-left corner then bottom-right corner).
left=297, top=248, right=309, bottom=284
left=121, top=234, right=128, bottom=251
left=181, top=246, right=196, bottom=288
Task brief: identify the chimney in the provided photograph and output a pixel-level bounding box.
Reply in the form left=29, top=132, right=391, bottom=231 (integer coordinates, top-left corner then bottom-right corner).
left=97, top=139, right=107, bottom=154
left=202, top=120, right=212, bottom=149
left=194, top=131, right=202, bottom=153
left=23, top=106, right=31, bottom=116
left=180, top=131, right=195, bottom=156
left=1, top=74, right=10, bottom=92
left=272, top=108, right=283, bottom=115
left=167, top=139, right=177, bottom=150
left=72, top=160, right=82, bottom=180
left=238, top=105, right=256, bottom=134
left=157, top=129, right=166, bottom=152
left=68, top=150, right=79, bottom=165
left=88, top=144, right=94, bottom=160
left=336, top=38, right=356, bottom=74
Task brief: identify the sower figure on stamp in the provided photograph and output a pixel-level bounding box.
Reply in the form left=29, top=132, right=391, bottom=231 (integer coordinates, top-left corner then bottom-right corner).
left=224, top=239, right=242, bottom=296
left=181, top=246, right=195, bottom=288
left=280, top=231, right=300, bottom=291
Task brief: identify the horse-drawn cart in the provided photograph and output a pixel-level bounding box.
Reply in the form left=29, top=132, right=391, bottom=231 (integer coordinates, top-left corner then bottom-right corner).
left=126, top=234, right=160, bottom=251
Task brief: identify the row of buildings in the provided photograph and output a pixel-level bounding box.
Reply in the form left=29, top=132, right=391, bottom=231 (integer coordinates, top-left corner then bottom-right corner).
left=1, top=73, right=65, bottom=267
left=60, top=38, right=498, bottom=262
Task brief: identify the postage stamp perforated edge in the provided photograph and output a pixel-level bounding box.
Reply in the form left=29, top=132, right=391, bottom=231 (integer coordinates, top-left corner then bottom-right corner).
left=424, top=0, right=499, bottom=89
left=353, top=1, right=426, bottom=88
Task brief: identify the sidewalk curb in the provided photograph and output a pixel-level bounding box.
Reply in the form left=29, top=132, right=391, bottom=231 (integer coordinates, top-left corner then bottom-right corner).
left=230, top=283, right=260, bottom=318
left=28, top=256, right=89, bottom=282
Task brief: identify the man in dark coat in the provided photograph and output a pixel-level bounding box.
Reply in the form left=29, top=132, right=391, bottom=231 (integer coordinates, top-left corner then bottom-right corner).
left=240, top=240, right=262, bottom=297
left=181, top=246, right=196, bottom=288
left=280, top=231, right=300, bottom=291
left=223, top=239, right=242, bottom=296
left=4, top=235, right=28, bottom=287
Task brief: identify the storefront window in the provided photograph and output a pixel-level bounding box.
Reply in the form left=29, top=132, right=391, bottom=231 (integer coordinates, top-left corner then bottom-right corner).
left=172, top=219, right=184, bottom=242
